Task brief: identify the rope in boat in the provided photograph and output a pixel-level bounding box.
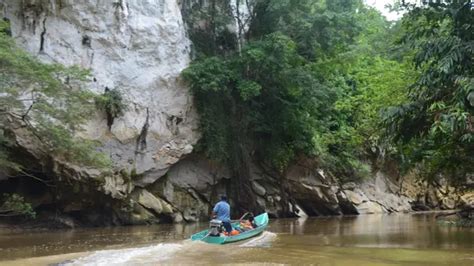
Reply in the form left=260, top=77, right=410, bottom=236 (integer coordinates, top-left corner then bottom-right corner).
left=231, top=212, right=250, bottom=223
left=239, top=212, right=250, bottom=221
left=198, top=230, right=212, bottom=241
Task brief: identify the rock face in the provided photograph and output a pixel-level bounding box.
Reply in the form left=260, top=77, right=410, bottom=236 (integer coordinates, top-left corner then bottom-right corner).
left=0, top=0, right=203, bottom=225
left=285, top=162, right=411, bottom=216
left=287, top=164, right=343, bottom=215
left=155, top=156, right=415, bottom=219
left=401, top=172, right=470, bottom=211
left=356, top=172, right=412, bottom=213
left=151, top=155, right=231, bottom=222
left=1, top=0, right=199, bottom=184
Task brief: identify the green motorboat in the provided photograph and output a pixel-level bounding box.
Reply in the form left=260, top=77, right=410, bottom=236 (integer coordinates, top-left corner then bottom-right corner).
left=190, top=212, right=269, bottom=244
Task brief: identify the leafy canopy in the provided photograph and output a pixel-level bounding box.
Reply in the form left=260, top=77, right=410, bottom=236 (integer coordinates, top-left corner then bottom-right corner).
left=184, top=0, right=371, bottom=182
left=384, top=1, right=474, bottom=187
left=184, top=32, right=330, bottom=171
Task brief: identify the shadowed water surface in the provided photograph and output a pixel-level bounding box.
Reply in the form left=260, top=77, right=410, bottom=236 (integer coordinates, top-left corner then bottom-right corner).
left=0, top=213, right=472, bottom=265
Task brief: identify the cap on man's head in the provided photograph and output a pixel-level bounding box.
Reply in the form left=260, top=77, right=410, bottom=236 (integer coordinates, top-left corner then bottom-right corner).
left=220, top=195, right=228, bottom=201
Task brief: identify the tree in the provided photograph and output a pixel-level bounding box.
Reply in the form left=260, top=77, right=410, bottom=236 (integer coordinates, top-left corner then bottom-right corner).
left=0, top=20, right=110, bottom=178
left=184, top=0, right=369, bottom=214
left=185, top=32, right=337, bottom=214
left=249, top=0, right=364, bottom=60
left=328, top=5, right=417, bottom=168
left=181, top=0, right=237, bottom=58
left=384, top=1, right=474, bottom=189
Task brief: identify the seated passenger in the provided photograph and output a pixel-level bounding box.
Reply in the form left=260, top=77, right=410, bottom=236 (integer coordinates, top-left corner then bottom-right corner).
left=239, top=215, right=257, bottom=231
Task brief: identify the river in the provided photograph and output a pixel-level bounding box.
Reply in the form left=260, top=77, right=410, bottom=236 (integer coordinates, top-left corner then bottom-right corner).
left=0, top=213, right=472, bottom=265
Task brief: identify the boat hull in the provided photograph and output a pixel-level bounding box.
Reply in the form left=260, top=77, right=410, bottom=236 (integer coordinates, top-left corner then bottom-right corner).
left=191, top=213, right=269, bottom=244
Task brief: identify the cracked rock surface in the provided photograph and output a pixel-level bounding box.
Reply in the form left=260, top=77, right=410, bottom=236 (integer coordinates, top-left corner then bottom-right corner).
left=1, top=0, right=199, bottom=183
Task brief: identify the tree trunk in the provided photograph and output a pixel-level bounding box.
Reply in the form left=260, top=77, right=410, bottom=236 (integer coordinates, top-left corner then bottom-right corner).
left=235, top=0, right=242, bottom=55
left=209, top=0, right=217, bottom=55
left=228, top=99, right=262, bottom=216
left=229, top=139, right=260, bottom=215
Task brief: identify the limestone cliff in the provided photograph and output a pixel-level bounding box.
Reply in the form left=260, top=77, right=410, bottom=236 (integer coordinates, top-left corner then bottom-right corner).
left=1, top=0, right=199, bottom=182
left=1, top=0, right=201, bottom=225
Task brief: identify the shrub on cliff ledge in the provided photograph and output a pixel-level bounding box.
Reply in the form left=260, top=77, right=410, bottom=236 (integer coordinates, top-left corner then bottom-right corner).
left=95, top=88, right=126, bottom=130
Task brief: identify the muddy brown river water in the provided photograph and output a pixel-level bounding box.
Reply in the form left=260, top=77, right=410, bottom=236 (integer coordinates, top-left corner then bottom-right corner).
left=0, top=213, right=472, bottom=265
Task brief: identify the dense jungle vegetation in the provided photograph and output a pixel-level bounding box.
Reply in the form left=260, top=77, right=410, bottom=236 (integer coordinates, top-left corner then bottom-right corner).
left=183, top=0, right=473, bottom=213
left=0, top=0, right=472, bottom=217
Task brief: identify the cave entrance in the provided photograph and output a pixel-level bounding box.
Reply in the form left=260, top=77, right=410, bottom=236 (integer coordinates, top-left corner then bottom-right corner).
left=0, top=171, right=56, bottom=213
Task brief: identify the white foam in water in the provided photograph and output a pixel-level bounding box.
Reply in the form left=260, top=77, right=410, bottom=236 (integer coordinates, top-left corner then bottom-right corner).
left=61, top=243, right=183, bottom=266
left=239, top=231, right=277, bottom=248
left=59, top=232, right=276, bottom=265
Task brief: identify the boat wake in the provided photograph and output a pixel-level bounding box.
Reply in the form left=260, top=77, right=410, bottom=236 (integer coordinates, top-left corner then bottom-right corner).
left=238, top=231, right=277, bottom=248
left=59, top=243, right=183, bottom=266
left=58, top=231, right=277, bottom=265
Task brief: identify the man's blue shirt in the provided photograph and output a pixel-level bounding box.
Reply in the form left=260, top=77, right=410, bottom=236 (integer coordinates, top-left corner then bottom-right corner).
left=213, top=200, right=230, bottom=222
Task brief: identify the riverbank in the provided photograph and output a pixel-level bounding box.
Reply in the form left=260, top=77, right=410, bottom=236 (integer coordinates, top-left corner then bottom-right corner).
left=4, top=164, right=471, bottom=228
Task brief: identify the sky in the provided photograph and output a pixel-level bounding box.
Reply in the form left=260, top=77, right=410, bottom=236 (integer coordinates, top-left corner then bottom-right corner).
left=365, top=0, right=404, bottom=21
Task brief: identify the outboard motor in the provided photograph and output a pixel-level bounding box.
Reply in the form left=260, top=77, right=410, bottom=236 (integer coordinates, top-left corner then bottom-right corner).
left=209, top=219, right=223, bottom=237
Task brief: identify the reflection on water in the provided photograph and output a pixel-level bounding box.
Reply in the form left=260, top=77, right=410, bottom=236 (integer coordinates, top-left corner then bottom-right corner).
left=0, top=222, right=203, bottom=260
left=273, top=213, right=472, bottom=249
left=0, top=213, right=472, bottom=265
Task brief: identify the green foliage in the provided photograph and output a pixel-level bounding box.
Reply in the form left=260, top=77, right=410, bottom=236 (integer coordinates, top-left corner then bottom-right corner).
left=335, top=56, right=416, bottom=154
left=384, top=2, right=474, bottom=188
left=185, top=0, right=472, bottom=189
left=183, top=57, right=234, bottom=162
left=95, top=89, right=126, bottom=129
left=0, top=20, right=111, bottom=171
left=0, top=193, right=36, bottom=218
left=185, top=32, right=334, bottom=172
left=184, top=0, right=404, bottom=183
left=182, top=0, right=237, bottom=57
left=250, top=0, right=364, bottom=60
left=302, top=4, right=416, bottom=180
left=237, top=80, right=262, bottom=101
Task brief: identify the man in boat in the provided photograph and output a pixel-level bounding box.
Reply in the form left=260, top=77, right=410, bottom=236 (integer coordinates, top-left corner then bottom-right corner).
left=212, top=195, right=233, bottom=234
